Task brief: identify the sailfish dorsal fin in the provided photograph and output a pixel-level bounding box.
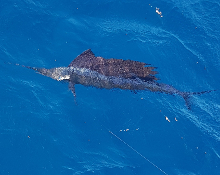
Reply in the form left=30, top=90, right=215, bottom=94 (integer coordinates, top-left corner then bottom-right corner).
left=68, top=49, right=96, bottom=67
left=69, top=49, right=158, bottom=81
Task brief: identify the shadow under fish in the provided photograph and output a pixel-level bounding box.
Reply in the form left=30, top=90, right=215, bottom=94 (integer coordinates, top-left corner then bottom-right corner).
left=17, top=49, right=215, bottom=109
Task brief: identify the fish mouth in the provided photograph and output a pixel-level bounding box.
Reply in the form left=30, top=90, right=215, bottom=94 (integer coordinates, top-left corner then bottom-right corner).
left=33, top=68, right=49, bottom=76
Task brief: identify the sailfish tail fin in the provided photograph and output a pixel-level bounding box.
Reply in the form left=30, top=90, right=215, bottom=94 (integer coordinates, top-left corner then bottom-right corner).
left=191, top=90, right=216, bottom=96
left=181, top=90, right=216, bottom=110
left=181, top=92, right=191, bottom=110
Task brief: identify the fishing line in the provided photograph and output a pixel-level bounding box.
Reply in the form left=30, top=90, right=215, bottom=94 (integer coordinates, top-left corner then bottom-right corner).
left=108, top=130, right=168, bottom=175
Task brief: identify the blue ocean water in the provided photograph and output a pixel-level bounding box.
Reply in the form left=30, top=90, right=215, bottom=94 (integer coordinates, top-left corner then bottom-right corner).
left=0, top=0, right=220, bottom=174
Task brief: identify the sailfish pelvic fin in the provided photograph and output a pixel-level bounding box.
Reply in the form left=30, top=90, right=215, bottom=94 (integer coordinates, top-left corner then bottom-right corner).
left=69, top=81, right=77, bottom=105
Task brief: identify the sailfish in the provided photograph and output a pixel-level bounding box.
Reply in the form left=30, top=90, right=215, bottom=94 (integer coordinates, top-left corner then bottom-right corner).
left=17, top=49, right=214, bottom=109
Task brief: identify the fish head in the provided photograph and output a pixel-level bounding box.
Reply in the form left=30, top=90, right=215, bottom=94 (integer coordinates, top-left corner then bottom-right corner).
left=36, top=67, right=71, bottom=81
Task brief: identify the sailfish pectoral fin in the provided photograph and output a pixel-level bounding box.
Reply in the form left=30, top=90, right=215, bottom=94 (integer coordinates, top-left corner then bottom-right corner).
left=68, top=82, right=77, bottom=105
